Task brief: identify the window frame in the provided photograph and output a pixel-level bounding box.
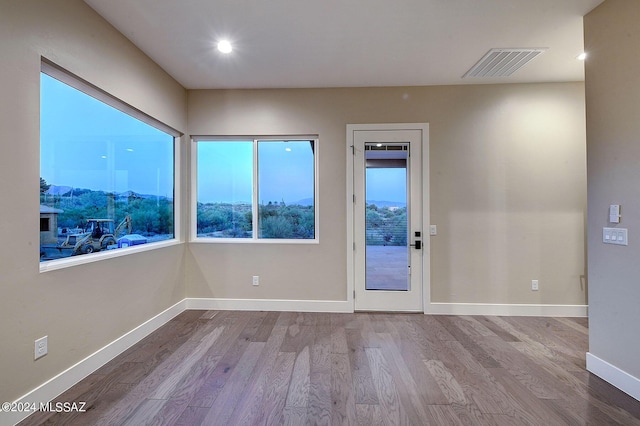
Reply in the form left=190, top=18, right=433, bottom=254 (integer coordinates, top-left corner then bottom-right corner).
left=39, top=58, right=183, bottom=273
left=191, top=135, right=320, bottom=244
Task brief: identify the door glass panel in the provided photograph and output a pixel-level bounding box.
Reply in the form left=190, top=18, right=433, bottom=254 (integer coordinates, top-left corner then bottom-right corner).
left=365, top=143, right=409, bottom=290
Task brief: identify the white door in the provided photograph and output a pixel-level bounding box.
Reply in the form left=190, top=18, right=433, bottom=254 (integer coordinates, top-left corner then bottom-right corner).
left=351, top=126, right=426, bottom=311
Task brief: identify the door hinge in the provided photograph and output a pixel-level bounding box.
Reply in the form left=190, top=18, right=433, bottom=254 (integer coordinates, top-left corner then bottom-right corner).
left=353, top=242, right=356, bottom=250
left=351, top=145, right=355, bottom=155
left=353, top=194, right=356, bottom=203
left=353, top=290, right=356, bottom=299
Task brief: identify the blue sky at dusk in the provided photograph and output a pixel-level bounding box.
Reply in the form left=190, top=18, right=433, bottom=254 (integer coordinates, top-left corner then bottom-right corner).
left=40, top=73, right=174, bottom=197
left=197, top=140, right=315, bottom=204
left=366, top=168, right=407, bottom=204
left=41, top=72, right=405, bottom=204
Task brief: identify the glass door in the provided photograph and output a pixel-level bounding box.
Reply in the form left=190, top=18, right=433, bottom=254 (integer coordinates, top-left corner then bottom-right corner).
left=353, top=129, right=423, bottom=311
left=365, top=143, right=409, bottom=291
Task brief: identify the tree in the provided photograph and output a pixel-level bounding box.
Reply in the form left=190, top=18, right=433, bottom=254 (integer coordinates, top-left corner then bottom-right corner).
left=260, top=216, right=294, bottom=238
left=40, top=177, right=50, bottom=194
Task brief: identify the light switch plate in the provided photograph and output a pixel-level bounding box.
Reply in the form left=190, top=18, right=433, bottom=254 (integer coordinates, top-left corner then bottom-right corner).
left=603, top=227, right=628, bottom=246
left=609, top=204, right=621, bottom=223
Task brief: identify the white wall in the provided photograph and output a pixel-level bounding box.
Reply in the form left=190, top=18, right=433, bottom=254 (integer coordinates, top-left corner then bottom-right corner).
left=0, top=0, right=187, bottom=404
left=187, top=83, right=587, bottom=308
left=585, top=0, right=640, bottom=394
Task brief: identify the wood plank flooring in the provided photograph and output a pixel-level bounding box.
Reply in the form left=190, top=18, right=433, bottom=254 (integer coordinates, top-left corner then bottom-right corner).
left=19, top=311, right=640, bottom=425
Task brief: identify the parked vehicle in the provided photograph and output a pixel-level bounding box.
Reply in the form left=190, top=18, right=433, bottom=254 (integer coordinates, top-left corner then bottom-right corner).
left=59, top=215, right=132, bottom=255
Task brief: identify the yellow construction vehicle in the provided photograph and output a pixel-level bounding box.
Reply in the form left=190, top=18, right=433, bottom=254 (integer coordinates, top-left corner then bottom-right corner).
left=59, top=215, right=132, bottom=255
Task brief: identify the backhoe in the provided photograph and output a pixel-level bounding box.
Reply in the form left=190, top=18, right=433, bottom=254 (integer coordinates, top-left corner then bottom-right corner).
left=59, top=215, right=132, bottom=255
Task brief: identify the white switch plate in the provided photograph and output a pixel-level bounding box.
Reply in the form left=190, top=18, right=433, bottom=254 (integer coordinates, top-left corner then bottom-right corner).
left=603, top=227, right=628, bottom=246
left=609, top=204, right=621, bottom=223
left=35, top=336, right=48, bottom=360
left=429, top=225, right=437, bottom=235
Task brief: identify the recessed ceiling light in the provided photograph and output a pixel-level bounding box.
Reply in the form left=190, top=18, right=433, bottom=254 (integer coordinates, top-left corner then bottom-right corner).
left=217, top=40, right=232, bottom=54
left=577, top=52, right=587, bottom=61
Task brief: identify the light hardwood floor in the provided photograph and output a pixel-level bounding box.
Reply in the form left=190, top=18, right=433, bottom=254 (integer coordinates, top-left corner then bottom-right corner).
left=19, top=311, right=640, bottom=425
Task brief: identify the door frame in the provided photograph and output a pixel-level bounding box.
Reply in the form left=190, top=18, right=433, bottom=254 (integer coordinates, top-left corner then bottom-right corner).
left=346, top=123, right=430, bottom=312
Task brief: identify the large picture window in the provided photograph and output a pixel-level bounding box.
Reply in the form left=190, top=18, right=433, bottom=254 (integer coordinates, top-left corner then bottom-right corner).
left=194, top=137, right=318, bottom=242
left=40, top=60, right=179, bottom=265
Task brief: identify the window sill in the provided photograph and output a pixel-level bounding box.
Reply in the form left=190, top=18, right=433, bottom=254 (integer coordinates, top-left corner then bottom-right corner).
left=189, top=237, right=319, bottom=245
left=39, top=239, right=184, bottom=273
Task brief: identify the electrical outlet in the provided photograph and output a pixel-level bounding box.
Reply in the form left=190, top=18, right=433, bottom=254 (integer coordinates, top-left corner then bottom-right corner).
left=35, top=336, right=48, bottom=360
left=252, top=275, right=259, bottom=286
left=531, top=280, right=539, bottom=291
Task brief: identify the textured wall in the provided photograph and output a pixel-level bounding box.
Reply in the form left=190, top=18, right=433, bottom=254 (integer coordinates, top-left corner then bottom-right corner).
left=0, top=0, right=187, bottom=403
left=585, top=0, right=640, bottom=380
left=187, top=83, right=586, bottom=306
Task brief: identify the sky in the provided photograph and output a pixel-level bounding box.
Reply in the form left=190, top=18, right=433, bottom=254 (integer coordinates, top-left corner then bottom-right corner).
left=366, top=168, right=407, bottom=204
left=197, top=140, right=315, bottom=204
left=40, top=73, right=174, bottom=197
left=41, top=72, right=405, bottom=204
left=196, top=141, right=407, bottom=205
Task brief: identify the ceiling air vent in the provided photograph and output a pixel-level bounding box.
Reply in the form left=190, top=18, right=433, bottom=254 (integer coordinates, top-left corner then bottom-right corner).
left=463, top=48, right=547, bottom=78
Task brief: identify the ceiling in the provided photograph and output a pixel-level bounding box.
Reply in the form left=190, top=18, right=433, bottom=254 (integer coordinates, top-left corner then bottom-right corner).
left=84, top=0, right=604, bottom=90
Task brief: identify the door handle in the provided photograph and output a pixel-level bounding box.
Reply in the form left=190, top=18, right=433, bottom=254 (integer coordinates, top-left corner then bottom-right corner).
left=410, top=240, right=422, bottom=250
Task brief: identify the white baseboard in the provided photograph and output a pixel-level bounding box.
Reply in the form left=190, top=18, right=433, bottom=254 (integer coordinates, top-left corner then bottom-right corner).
left=3, top=299, right=187, bottom=426
left=185, top=299, right=586, bottom=317
left=587, top=352, right=640, bottom=401
left=425, top=302, right=588, bottom=317
left=186, top=297, right=352, bottom=313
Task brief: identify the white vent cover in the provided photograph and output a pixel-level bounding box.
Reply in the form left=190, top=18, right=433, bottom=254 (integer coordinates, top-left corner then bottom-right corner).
left=463, top=48, right=547, bottom=78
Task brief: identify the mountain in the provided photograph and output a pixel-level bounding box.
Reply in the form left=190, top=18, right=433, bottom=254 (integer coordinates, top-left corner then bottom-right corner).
left=290, top=198, right=406, bottom=208
left=117, top=190, right=173, bottom=201
left=46, top=185, right=73, bottom=196
left=294, top=198, right=314, bottom=206
left=365, top=199, right=406, bottom=208
left=45, top=186, right=172, bottom=201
